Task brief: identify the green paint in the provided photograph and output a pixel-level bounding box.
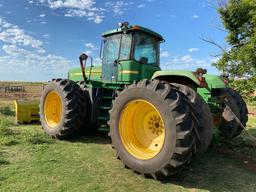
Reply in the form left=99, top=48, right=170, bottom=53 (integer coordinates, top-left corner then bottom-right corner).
left=197, top=87, right=211, bottom=102
left=152, top=70, right=201, bottom=85
left=68, top=66, right=102, bottom=82
left=118, top=60, right=160, bottom=82
left=204, top=74, right=226, bottom=89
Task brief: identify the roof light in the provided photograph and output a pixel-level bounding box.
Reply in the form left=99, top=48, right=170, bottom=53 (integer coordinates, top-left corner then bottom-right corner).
left=132, top=26, right=140, bottom=30
left=118, top=22, right=129, bottom=28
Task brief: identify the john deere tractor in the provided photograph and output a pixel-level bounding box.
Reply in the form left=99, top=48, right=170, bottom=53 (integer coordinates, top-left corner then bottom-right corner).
left=39, top=22, right=248, bottom=179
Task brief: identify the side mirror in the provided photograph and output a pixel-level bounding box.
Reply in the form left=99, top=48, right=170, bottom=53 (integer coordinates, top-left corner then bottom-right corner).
left=79, top=53, right=88, bottom=82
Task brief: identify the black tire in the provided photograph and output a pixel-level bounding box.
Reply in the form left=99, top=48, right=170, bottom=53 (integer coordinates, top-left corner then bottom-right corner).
left=108, top=80, right=197, bottom=179
left=219, top=88, right=248, bottom=139
left=39, top=79, right=86, bottom=139
left=77, top=81, right=94, bottom=134
left=170, top=83, right=213, bottom=155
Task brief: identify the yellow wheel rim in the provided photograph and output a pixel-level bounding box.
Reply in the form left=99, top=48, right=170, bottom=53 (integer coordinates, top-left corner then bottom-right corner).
left=119, top=99, right=165, bottom=160
left=44, top=91, right=62, bottom=128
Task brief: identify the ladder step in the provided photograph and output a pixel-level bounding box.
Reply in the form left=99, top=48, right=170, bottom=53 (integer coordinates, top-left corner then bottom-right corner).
left=98, top=116, right=109, bottom=121
left=100, top=106, right=112, bottom=110
left=101, top=96, right=113, bottom=99
left=98, top=126, right=109, bottom=132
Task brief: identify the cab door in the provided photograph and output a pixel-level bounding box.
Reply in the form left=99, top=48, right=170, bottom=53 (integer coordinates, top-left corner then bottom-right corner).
left=102, top=35, right=120, bottom=82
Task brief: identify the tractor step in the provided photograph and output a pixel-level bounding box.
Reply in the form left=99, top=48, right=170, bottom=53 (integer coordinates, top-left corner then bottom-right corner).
left=98, top=116, right=109, bottom=121
left=101, top=96, right=113, bottom=99
left=96, top=88, right=115, bottom=131
left=100, top=106, right=112, bottom=110
left=98, top=124, right=109, bottom=132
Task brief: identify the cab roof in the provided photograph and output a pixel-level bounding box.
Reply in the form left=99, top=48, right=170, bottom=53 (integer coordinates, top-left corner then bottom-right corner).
left=102, top=24, right=164, bottom=42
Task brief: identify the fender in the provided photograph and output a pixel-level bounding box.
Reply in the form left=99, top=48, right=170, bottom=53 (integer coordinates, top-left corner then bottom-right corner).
left=152, top=70, right=226, bottom=89
left=204, top=74, right=226, bottom=89
left=152, top=70, right=201, bottom=88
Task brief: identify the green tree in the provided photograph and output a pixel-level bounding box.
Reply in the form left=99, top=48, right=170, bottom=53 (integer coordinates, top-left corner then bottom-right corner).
left=217, top=0, right=256, bottom=76
left=216, top=0, right=256, bottom=100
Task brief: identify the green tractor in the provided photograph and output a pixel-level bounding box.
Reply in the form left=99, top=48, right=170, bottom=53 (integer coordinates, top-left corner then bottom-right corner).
left=39, top=22, right=248, bottom=179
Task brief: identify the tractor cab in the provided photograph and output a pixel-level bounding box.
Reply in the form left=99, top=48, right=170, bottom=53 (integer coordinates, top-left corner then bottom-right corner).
left=101, top=22, right=164, bottom=82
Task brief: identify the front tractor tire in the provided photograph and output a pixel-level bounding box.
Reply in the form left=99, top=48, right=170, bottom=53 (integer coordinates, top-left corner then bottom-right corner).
left=109, top=80, right=197, bottom=179
left=39, top=79, right=86, bottom=139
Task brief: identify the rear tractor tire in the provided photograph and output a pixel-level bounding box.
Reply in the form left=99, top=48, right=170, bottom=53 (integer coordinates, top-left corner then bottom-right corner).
left=108, top=80, right=198, bottom=179
left=39, top=79, right=86, bottom=139
left=170, top=83, right=213, bottom=155
left=219, top=88, right=248, bottom=139
left=77, top=81, right=95, bottom=135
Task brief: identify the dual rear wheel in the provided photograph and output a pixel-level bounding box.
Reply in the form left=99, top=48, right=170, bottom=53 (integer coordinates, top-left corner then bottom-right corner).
left=109, top=80, right=212, bottom=179
left=39, top=79, right=88, bottom=139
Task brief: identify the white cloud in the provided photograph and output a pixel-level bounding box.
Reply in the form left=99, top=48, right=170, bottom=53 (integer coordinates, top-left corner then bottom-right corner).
left=2, top=44, right=31, bottom=57
left=94, top=57, right=101, bottom=65
left=43, top=34, right=50, bottom=38
left=138, top=4, right=145, bottom=9
left=1, top=44, right=70, bottom=72
left=0, top=18, right=13, bottom=29
left=39, top=14, right=46, bottom=17
left=193, top=14, right=199, bottom=19
left=94, top=15, right=103, bottom=24
left=0, top=25, right=45, bottom=53
left=160, top=54, right=217, bottom=72
left=105, top=1, right=134, bottom=15
left=181, top=55, right=193, bottom=63
left=47, top=0, right=95, bottom=9
left=210, top=57, right=220, bottom=63
left=0, top=17, right=71, bottom=74
left=85, top=50, right=92, bottom=56
left=85, top=42, right=97, bottom=50
left=160, top=51, right=170, bottom=58
left=188, top=48, right=199, bottom=52
left=64, top=9, right=104, bottom=23
left=30, top=0, right=104, bottom=24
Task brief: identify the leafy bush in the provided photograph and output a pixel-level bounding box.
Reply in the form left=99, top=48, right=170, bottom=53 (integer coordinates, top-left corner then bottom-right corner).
left=229, top=77, right=256, bottom=102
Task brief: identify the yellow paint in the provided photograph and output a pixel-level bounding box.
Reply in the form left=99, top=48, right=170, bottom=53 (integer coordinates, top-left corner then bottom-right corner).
left=119, top=99, right=165, bottom=160
left=120, top=70, right=139, bottom=74
left=44, top=91, right=62, bottom=128
left=15, top=100, right=39, bottom=124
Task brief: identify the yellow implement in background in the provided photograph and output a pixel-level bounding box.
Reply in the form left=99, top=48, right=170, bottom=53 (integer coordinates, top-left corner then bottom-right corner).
left=14, top=100, right=40, bottom=124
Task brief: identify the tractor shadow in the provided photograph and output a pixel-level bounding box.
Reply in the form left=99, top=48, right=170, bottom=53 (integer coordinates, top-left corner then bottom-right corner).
left=69, top=131, right=111, bottom=145
left=71, top=132, right=256, bottom=191
left=161, top=146, right=256, bottom=191
left=0, top=106, right=15, bottom=116
left=65, top=130, right=256, bottom=191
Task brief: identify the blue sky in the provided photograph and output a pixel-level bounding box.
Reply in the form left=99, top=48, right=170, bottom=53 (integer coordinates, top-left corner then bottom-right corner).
left=0, top=0, right=227, bottom=82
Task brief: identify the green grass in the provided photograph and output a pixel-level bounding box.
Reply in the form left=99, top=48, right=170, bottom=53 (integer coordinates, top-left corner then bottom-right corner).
left=0, top=101, right=256, bottom=192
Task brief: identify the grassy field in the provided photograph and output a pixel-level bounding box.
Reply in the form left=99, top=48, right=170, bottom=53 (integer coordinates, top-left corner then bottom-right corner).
left=0, top=100, right=256, bottom=192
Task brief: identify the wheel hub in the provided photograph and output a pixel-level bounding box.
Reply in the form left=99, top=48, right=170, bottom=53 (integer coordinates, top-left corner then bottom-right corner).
left=119, top=99, right=165, bottom=160
left=44, top=91, right=62, bottom=128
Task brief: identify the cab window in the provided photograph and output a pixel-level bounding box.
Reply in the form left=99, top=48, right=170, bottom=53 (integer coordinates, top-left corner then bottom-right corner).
left=133, top=32, right=159, bottom=65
